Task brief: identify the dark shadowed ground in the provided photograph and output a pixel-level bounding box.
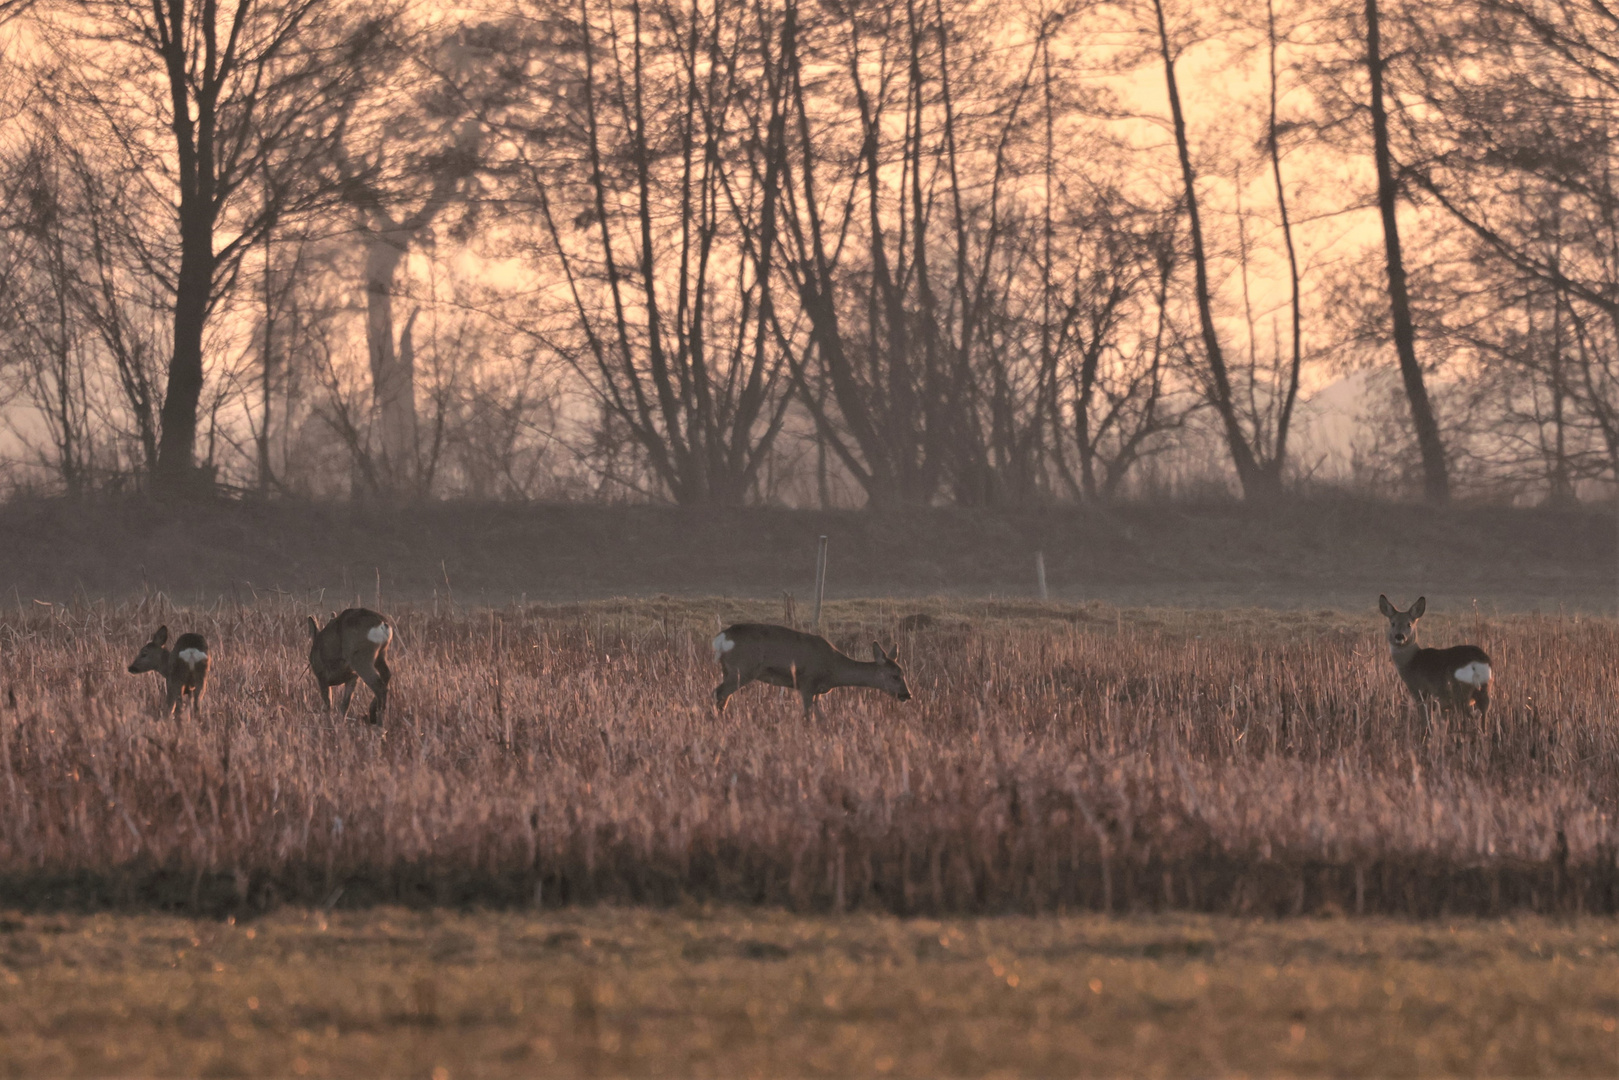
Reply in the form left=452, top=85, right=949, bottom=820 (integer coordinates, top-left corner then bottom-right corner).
left=0, top=495, right=1611, bottom=613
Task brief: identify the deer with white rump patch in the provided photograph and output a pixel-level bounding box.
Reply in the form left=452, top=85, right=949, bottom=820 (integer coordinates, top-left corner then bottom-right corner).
left=126, top=625, right=209, bottom=718
left=712, top=623, right=911, bottom=719
left=1378, top=595, right=1492, bottom=718
left=308, top=608, right=393, bottom=724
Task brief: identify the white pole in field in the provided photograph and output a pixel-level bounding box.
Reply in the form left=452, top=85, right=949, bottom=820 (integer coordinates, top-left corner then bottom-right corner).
left=1036, top=551, right=1048, bottom=601
left=813, top=535, right=829, bottom=630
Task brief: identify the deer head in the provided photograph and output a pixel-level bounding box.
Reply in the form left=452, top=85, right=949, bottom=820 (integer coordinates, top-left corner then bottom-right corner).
left=870, top=641, right=911, bottom=700
left=1378, top=594, right=1425, bottom=648
left=128, top=626, right=171, bottom=674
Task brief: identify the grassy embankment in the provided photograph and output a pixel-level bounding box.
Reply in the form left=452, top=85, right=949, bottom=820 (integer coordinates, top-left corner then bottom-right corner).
left=0, top=495, right=1610, bottom=612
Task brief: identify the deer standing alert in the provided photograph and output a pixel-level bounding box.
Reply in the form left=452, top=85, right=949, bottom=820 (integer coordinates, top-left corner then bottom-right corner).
left=1377, top=595, right=1492, bottom=719
left=126, top=625, right=209, bottom=718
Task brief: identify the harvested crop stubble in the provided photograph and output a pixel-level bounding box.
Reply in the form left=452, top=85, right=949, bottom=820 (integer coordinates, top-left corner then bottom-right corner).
left=0, top=596, right=1614, bottom=915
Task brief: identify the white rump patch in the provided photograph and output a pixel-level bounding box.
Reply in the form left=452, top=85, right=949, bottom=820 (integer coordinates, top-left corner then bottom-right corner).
left=712, top=632, right=735, bottom=662
left=1454, top=661, right=1491, bottom=688
left=177, top=648, right=206, bottom=668
left=367, top=623, right=392, bottom=645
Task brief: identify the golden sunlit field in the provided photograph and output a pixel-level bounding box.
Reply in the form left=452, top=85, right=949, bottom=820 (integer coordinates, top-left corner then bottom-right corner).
left=5, top=907, right=1617, bottom=1078
left=2, top=595, right=1618, bottom=1075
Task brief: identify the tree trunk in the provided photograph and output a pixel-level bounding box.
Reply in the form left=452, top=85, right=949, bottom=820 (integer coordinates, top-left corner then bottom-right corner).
left=1365, top=0, right=1449, bottom=503
left=1264, top=0, right=1303, bottom=496
left=258, top=229, right=277, bottom=495
left=364, top=230, right=418, bottom=494
left=1153, top=0, right=1266, bottom=499
left=155, top=213, right=212, bottom=491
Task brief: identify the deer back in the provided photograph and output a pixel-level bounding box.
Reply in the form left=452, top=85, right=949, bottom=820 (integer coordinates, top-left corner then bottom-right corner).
left=169, top=632, right=209, bottom=685
left=715, top=623, right=909, bottom=698
left=309, top=608, right=391, bottom=681
left=1402, top=643, right=1492, bottom=697
left=714, top=623, right=838, bottom=676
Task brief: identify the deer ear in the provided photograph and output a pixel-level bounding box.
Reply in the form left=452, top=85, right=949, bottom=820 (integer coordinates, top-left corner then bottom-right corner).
left=150, top=625, right=168, bottom=646
left=307, top=616, right=320, bottom=639
left=1378, top=595, right=1393, bottom=617
left=885, top=642, right=899, bottom=663
left=1412, top=596, right=1426, bottom=618
left=872, top=642, right=884, bottom=662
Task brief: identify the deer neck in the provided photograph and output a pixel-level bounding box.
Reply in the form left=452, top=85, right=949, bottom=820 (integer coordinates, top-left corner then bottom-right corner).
left=1387, top=637, right=1420, bottom=670
left=829, top=652, right=886, bottom=688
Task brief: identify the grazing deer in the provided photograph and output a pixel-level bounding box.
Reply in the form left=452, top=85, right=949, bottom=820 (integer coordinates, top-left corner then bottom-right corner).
left=308, top=608, right=393, bottom=724
left=1378, top=595, right=1492, bottom=719
left=712, top=623, right=911, bottom=719
left=126, top=625, right=209, bottom=718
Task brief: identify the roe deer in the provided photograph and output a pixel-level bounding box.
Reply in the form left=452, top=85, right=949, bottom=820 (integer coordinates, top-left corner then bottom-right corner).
left=1378, top=595, right=1491, bottom=718
left=712, top=623, right=911, bottom=719
left=126, top=625, right=209, bottom=718
left=308, top=608, right=393, bottom=724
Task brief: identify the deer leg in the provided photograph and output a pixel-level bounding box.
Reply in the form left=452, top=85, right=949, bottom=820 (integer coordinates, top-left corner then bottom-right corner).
left=1407, top=694, right=1432, bottom=741
left=1473, top=684, right=1490, bottom=719
left=354, top=656, right=387, bottom=725
left=164, top=677, right=183, bottom=720
left=372, top=653, right=392, bottom=724
left=714, top=667, right=742, bottom=712
left=337, top=677, right=358, bottom=718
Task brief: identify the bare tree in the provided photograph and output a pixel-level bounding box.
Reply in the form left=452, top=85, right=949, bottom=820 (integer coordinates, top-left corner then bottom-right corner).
left=5, top=141, right=95, bottom=491
left=1387, top=0, right=1619, bottom=501
left=1362, top=0, right=1449, bottom=502
left=1149, top=0, right=1305, bottom=500
left=41, top=0, right=379, bottom=492
left=325, top=17, right=513, bottom=498
left=0, top=114, right=175, bottom=491
left=769, top=0, right=1060, bottom=506
left=1260, top=0, right=1305, bottom=492
left=505, top=0, right=794, bottom=504
left=1047, top=193, right=1197, bottom=499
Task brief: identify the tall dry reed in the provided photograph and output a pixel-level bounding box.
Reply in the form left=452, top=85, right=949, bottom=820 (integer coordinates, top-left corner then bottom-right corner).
left=0, top=596, right=1613, bottom=916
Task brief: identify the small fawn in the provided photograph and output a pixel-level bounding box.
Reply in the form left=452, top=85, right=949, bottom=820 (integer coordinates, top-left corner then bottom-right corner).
left=308, top=608, right=393, bottom=724
left=126, top=625, right=209, bottom=718
left=1378, top=595, right=1492, bottom=718
left=713, top=623, right=911, bottom=719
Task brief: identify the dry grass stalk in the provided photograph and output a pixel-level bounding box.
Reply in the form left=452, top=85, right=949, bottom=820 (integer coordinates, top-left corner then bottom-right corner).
left=0, top=596, right=1613, bottom=916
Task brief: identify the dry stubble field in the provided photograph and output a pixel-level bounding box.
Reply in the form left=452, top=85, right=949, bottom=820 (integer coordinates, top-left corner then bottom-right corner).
left=1, top=594, right=1617, bottom=1075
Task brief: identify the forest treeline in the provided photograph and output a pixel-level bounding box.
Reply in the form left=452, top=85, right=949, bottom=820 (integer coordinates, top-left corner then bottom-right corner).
left=0, top=0, right=1613, bottom=507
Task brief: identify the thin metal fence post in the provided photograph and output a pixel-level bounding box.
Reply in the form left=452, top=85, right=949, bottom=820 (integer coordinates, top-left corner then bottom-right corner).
left=813, top=535, right=829, bottom=630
